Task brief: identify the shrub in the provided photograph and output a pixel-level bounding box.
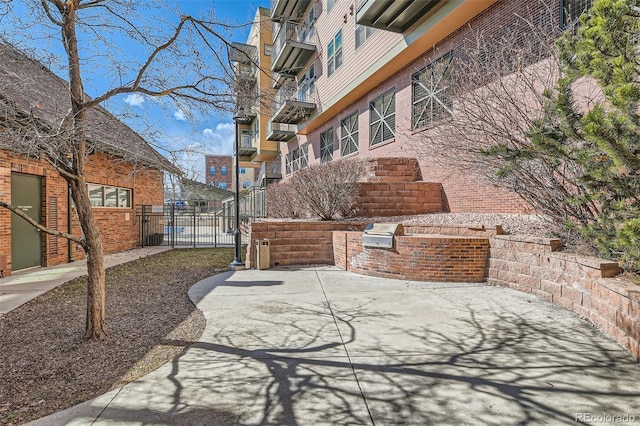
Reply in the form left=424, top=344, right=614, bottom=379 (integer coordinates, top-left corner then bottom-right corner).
left=266, top=158, right=366, bottom=220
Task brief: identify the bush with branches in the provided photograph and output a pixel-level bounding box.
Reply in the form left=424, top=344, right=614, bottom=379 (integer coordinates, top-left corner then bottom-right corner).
left=266, top=158, right=366, bottom=220
left=413, top=0, right=640, bottom=272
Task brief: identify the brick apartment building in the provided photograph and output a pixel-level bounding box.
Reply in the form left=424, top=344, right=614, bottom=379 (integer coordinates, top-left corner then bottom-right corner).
left=0, top=43, right=174, bottom=276
left=232, top=0, right=591, bottom=213
left=205, top=154, right=256, bottom=192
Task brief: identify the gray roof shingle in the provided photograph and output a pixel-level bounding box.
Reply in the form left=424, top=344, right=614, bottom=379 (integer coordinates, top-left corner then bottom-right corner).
left=0, top=42, right=179, bottom=173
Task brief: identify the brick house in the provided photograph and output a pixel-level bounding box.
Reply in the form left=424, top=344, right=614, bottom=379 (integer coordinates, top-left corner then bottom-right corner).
left=0, top=43, right=176, bottom=276
left=234, top=0, right=592, bottom=213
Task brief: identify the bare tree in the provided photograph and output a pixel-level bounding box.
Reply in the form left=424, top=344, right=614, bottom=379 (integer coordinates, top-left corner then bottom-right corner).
left=407, top=3, right=600, bottom=236
left=0, top=0, right=257, bottom=340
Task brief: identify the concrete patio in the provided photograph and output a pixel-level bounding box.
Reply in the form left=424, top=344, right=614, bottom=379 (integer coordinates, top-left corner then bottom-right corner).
left=27, top=266, right=640, bottom=425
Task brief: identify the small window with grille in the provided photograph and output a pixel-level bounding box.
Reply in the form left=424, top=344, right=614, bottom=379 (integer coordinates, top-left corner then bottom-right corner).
left=369, top=89, right=395, bottom=146
left=341, top=112, right=359, bottom=157
left=412, top=52, right=453, bottom=130
left=320, top=128, right=334, bottom=163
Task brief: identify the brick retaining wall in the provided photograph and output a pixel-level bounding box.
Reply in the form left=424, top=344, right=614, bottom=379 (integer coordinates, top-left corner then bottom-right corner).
left=333, top=231, right=489, bottom=282
left=487, top=235, right=639, bottom=359
left=247, top=221, right=365, bottom=268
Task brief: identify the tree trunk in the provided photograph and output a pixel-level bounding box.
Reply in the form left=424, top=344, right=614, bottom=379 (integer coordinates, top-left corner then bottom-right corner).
left=70, top=178, right=107, bottom=340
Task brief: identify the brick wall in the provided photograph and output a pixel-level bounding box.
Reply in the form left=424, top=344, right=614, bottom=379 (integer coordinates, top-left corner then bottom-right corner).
left=247, top=221, right=366, bottom=268
left=333, top=231, right=489, bottom=282
left=357, top=182, right=445, bottom=217
left=487, top=235, right=639, bottom=360
left=205, top=155, right=232, bottom=189
left=0, top=151, right=164, bottom=275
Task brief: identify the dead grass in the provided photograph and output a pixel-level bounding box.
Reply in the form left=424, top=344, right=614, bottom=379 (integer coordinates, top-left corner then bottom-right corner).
left=0, top=248, right=234, bottom=425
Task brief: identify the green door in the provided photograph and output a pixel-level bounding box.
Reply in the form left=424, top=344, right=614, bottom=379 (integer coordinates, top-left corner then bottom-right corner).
left=11, top=173, right=42, bottom=271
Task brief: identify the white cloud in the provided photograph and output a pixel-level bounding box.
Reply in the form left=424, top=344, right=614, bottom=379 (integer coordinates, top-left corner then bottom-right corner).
left=173, top=109, right=187, bottom=121
left=123, top=93, right=145, bottom=107
left=201, top=122, right=235, bottom=156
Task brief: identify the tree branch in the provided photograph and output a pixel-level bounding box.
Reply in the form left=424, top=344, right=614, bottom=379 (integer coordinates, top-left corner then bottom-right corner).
left=0, top=201, right=85, bottom=247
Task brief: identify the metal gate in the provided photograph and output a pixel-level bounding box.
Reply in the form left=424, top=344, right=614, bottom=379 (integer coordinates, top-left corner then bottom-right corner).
left=136, top=204, right=246, bottom=247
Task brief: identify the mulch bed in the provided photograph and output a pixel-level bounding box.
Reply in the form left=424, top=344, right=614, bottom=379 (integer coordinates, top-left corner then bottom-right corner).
left=0, top=248, right=233, bottom=425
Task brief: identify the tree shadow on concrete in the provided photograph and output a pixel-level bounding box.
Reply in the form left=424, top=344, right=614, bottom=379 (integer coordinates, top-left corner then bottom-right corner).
left=89, top=286, right=640, bottom=425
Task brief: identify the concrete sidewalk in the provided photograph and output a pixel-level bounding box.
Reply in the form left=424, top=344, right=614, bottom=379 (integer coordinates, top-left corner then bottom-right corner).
left=0, top=246, right=172, bottom=314
left=27, top=266, right=640, bottom=425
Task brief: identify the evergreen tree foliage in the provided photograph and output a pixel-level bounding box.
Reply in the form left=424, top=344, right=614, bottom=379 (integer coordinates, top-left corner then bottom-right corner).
left=491, top=0, right=640, bottom=270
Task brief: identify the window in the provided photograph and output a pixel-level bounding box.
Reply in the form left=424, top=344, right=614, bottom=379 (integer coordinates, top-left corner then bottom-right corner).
left=240, top=167, right=246, bottom=174
left=285, top=152, right=292, bottom=175
left=300, top=143, right=309, bottom=169
left=292, top=147, right=300, bottom=172
left=241, top=130, right=251, bottom=147
left=87, top=184, right=131, bottom=208
left=264, top=44, right=272, bottom=56
left=243, top=180, right=252, bottom=188
left=209, top=166, right=216, bottom=175
left=369, top=89, right=395, bottom=146
left=327, top=30, right=343, bottom=76
left=320, top=128, right=334, bottom=163
left=412, top=52, right=453, bottom=129
left=355, top=25, right=375, bottom=49
left=218, top=182, right=228, bottom=190
left=327, top=0, right=336, bottom=11
left=221, top=166, right=227, bottom=175
left=341, top=112, right=359, bottom=156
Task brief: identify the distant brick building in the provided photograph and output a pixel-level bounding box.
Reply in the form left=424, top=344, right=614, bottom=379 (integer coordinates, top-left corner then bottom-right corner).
left=205, top=155, right=233, bottom=191
left=0, top=43, right=174, bottom=276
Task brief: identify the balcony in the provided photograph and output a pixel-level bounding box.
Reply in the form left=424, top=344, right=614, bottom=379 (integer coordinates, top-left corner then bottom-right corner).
left=270, top=0, right=311, bottom=21
left=229, top=42, right=257, bottom=64
left=266, top=120, right=296, bottom=142
left=272, top=71, right=294, bottom=89
left=271, top=79, right=316, bottom=124
left=355, top=0, right=446, bottom=33
left=271, top=21, right=316, bottom=75
left=236, top=133, right=257, bottom=159
left=259, top=159, right=282, bottom=186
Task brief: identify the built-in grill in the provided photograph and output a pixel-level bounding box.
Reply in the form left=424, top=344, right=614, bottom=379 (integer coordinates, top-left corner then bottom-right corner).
left=362, top=223, right=404, bottom=249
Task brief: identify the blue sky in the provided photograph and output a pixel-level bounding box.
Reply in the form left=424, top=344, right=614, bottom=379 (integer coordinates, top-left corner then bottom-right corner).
left=2, top=0, right=270, bottom=181
left=120, top=0, right=271, bottom=181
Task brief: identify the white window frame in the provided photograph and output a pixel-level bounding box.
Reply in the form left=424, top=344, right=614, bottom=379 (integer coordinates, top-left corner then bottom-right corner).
left=300, top=143, right=309, bottom=169
left=327, top=30, right=343, bottom=77
left=355, top=24, right=375, bottom=50
left=88, top=184, right=132, bottom=208
left=369, top=88, right=396, bottom=146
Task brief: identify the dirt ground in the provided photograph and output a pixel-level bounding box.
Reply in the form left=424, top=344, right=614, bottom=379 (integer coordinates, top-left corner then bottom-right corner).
left=0, top=248, right=234, bottom=425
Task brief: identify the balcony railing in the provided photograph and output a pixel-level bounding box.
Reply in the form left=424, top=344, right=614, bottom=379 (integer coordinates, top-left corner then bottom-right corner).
left=229, top=42, right=258, bottom=64
left=259, top=159, right=282, bottom=184
left=266, top=120, right=297, bottom=142
left=271, top=21, right=316, bottom=74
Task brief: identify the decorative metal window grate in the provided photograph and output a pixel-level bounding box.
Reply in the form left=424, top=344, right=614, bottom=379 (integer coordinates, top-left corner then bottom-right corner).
left=285, top=152, right=292, bottom=175
left=412, top=52, right=453, bottom=130
left=320, top=128, right=334, bottom=163
left=341, top=112, right=359, bottom=156
left=292, top=148, right=300, bottom=172
left=369, top=89, right=395, bottom=146
left=300, top=143, right=309, bottom=169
